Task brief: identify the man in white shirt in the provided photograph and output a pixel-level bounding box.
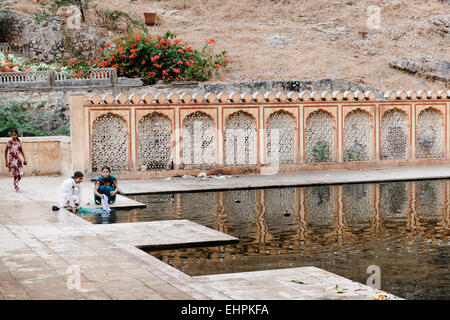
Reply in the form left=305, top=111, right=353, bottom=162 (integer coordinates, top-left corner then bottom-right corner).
left=57, top=171, right=84, bottom=213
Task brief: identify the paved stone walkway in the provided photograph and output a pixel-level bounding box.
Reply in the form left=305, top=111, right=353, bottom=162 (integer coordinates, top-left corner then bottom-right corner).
left=117, top=164, right=450, bottom=195
left=0, top=174, right=403, bottom=300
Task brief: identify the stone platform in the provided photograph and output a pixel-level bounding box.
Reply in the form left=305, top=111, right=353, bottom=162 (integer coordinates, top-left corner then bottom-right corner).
left=117, top=164, right=450, bottom=195
left=0, top=175, right=401, bottom=300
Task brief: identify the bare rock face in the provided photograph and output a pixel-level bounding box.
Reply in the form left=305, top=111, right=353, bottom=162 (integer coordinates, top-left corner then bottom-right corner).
left=6, top=10, right=110, bottom=64
left=264, top=34, right=296, bottom=49
left=428, top=14, right=450, bottom=36
left=389, top=56, right=450, bottom=83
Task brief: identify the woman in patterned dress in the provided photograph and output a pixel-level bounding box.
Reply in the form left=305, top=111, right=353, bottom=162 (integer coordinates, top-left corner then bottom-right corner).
left=4, top=129, right=27, bottom=192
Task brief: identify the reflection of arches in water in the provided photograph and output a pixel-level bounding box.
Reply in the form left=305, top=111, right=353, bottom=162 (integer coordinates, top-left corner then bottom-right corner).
left=343, top=184, right=371, bottom=228
left=305, top=185, right=336, bottom=230
left=380, top=182, right=408, bottom=226
left=223, top=190, right=258, bottom=239
left=180, top=192, right=216, bottom=224
left=264, top=188, right=297, bottom=235
left=416, top=181, right=443, bottom=223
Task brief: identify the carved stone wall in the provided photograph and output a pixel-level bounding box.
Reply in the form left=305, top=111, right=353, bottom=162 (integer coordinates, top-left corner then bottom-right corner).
left=380, top=109, right=408, bottom=160
left=305, top=110, right=335, bottom=163
left=74, top=92, right=450, bottom=178
left=91, top=113, right=128, bottom=172
left=344, top=110, right=371, bottom=161
left=224, top=111, right=257, bottom=166
left=417, top=109, right=442, bottom=159
left=265, top=111, right=296, bottom=164
left=138, top=113, right=172, bottom=170
left=182, top=112, right=216, bottom=169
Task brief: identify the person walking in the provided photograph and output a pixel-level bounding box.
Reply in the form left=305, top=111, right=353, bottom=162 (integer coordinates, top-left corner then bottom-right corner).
left=4, top=129, right=27, bottom=192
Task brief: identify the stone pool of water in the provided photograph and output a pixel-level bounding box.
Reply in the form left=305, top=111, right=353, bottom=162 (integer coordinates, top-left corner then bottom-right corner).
left=81, top=179, right=449, bottom=299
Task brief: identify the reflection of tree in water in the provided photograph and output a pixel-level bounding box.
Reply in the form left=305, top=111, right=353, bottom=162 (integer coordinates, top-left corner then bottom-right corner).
left=313, top=185, right=329, bottom=205
left=180, top=192, right=216, bottom=224
left=264, top=188, right=297, bottom=235
left=344, top=184, right=371, bottom=227
left=305, top=185, right=335, bottom=229
left=224, top=190, right=258, bottom=239
left=381, top=182, right=407, bottom=224
left=416, top=181, right=443, bottom=223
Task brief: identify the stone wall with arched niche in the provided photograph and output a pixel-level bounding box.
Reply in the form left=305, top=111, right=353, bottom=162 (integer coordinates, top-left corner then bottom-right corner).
left=344, top=109, right=372, bottom=161
left=138, top=112, right=173, bottom=170
left=182, top=111, right=216, bottom=169
left=305, top=109, right=336, bottom=163
left=91, top=112, right=129, bottom=172
left=416, top=108, right=443, bottom=159
left=224, top=111, right=257, bottom=167
left=265, top=110, right=297, bottom=165
left=380, top=108, right=409, bottom=160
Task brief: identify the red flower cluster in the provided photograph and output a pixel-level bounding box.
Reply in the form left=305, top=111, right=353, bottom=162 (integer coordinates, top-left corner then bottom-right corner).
left=66, top=32, right=229, bottom=84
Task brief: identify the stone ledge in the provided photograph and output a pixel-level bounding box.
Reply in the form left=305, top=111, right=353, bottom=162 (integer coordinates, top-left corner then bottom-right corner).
left=85, top=89, right=450, bottom=105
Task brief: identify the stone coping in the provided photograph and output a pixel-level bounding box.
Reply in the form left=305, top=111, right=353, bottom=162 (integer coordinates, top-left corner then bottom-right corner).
left=83, top=89, right=450, bottom=105
left=0, top=136, right=70, bottom=143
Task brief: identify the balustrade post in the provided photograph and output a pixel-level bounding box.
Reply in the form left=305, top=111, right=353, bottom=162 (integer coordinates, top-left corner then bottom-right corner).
left=47, top=70, right=55, bottom=88
left=111, top=68, right=117, bottom=87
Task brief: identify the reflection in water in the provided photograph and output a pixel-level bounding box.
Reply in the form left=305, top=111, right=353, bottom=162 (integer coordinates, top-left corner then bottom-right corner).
left=81, top=179, right=450, bottom=299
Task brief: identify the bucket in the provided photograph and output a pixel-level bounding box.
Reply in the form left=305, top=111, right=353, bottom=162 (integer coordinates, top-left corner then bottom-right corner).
left=144, top=13, right=156, bottom=26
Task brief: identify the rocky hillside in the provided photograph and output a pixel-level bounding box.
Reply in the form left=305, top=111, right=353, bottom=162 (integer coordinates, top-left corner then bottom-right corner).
left=10, top=0, right=450, bottom=91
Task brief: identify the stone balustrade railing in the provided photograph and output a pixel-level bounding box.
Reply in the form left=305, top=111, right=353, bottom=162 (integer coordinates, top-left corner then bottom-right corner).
left=0, top=43, right=11, bottom=53
left=0, top=68, right=118, bottom=88
left=0, top=71, right=48, bottom=83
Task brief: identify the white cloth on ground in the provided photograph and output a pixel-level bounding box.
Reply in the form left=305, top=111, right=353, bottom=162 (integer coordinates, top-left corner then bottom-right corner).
left=101, top=195, right=111, bottom=213
left=58, top=177, right=82, bottom=208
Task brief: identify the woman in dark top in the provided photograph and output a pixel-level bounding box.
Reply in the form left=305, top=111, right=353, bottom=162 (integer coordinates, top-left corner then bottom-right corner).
left=94, top=166, right=119, bottom=204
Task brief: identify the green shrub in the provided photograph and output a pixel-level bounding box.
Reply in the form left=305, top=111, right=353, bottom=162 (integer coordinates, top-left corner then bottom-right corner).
left=0, top=101, right=70, bottom=137
left=312, top=141, right=330, bottom=162
left=96, top=9, right=147, bottom=34
left=34, top=0, right=92, bottom=23
left=66, top=31, right=229, bottom=84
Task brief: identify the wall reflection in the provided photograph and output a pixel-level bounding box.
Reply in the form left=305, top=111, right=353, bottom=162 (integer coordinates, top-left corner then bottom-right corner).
left=80, top=179, right=450, bottom=299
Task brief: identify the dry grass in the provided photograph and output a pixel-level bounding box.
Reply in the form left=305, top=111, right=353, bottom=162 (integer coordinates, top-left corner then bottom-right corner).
left=12, top=0, right=450, bottom=90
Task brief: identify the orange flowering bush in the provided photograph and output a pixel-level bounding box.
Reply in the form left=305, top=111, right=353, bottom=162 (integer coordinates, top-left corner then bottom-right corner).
left=66, top=32, right=229, bottom=84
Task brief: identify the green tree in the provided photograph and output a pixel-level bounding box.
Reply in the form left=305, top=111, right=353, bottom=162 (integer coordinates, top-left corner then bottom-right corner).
left=0, top=0, right=13, bottom=42
left=0, top=101, right=70, bottom=137
left=37, top=0, right=92, bottom=22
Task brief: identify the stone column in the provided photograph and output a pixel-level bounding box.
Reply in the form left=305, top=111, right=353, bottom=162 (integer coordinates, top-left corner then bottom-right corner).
left=337, top=104, right=344, bottom=162
left=69, top=94, right=87, bottom=174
